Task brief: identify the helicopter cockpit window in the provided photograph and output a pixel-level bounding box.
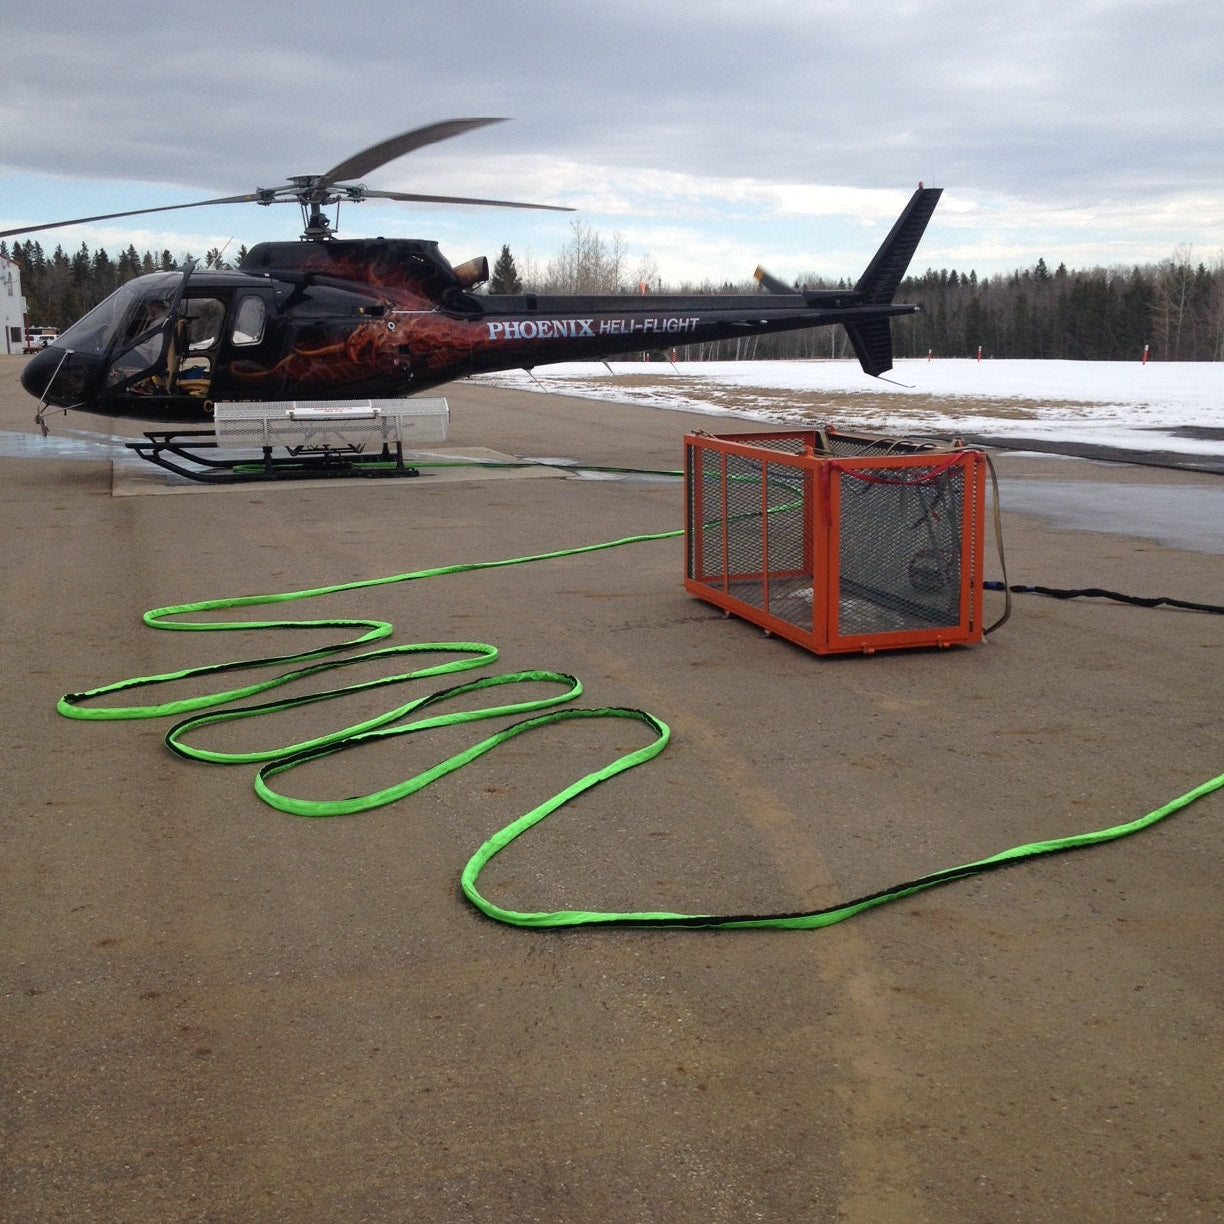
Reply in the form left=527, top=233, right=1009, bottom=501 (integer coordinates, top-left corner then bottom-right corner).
left=57, top=277, right=172, bottom=358
left=105, top=281, right=180, bottom=388
left=183, top=298, right=225, bottom=350
left=231, top=295, right=267, bottom=346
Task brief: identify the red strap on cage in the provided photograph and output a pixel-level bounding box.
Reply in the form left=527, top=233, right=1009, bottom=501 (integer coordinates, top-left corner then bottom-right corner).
left=831, top=451, right=964, bottom=485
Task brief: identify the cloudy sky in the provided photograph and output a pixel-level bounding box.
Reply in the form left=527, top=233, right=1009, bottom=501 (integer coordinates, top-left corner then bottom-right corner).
left=2, top=0, right=1221, bottom=287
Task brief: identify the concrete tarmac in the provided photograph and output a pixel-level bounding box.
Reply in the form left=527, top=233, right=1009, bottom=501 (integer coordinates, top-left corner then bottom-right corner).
left=2, top=355, right=1221, bottom=1223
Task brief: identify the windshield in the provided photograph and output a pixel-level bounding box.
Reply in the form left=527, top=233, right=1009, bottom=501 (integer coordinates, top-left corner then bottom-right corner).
left=55, top=272, right=183, bottom=357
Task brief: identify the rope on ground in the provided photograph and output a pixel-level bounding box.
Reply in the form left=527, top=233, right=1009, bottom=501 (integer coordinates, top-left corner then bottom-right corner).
left=57, top=528, right=1221, bottom=930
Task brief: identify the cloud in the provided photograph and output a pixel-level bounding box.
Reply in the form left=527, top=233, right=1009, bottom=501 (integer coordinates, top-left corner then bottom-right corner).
left=3, top=0, right=1223, bottom=279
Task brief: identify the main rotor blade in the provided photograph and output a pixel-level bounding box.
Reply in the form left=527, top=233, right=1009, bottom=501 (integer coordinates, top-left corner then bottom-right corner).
left=0, top=194, right=260, bottom=240
left=0, top=119, right=558, bottom=241
left=358, top=188, right=573, bottom=213
left=319, top=118, right=507, bottom=186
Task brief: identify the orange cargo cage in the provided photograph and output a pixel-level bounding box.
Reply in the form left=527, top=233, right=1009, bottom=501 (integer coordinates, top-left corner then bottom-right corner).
left=684, top=427, right=988, bottom=654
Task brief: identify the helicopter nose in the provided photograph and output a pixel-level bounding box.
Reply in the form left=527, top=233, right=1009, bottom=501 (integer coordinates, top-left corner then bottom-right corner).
left=21, top=345, right=100, bottom=408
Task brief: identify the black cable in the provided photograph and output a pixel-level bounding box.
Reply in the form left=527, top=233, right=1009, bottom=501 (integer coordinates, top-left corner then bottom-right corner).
left=984, top=582, right=1224, bottom=616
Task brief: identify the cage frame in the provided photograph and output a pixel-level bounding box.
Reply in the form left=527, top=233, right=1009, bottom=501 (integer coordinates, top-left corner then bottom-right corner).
left=684, top=428, right=987, bottom=655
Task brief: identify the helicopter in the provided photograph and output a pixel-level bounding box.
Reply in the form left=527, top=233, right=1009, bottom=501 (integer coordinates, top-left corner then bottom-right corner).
left=9, top=118, right=942, bottom=429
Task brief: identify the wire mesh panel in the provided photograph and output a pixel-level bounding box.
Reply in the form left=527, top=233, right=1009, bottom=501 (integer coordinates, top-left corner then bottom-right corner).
left=684, top=429, right=985, bottom=654
left=690, top=447, right=727, bottom=585
left=722, top=451, right=768, bottom=611
left=761, top=459, right=813, bottom=630
left=686, top=442, right=814, bottom=627
left=834, top=461, right=966, bottom=635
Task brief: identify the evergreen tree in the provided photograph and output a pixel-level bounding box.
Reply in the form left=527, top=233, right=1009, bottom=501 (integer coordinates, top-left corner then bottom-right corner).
left=489, top=245, right=521, bottom=294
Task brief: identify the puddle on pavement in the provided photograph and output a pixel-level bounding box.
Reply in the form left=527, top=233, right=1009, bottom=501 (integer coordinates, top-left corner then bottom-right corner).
left=3, top=431, right=1218, bottom=552
left=0, top=429, right=139, bottom=461
left=998, top=478, right=1224, bottom=554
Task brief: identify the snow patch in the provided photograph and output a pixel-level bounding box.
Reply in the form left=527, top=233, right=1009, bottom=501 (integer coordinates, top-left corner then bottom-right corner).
left=474, top=359, right=1224, bottom=458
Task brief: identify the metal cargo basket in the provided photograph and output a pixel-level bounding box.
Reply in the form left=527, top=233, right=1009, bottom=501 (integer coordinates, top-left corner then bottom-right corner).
left=684, top=428, right=987, bottom=654
left=213, top=398, right=449, bottom=452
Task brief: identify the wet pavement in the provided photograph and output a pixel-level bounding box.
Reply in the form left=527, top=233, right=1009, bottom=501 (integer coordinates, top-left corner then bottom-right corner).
left=997, top=475, right=1224, bottom=554
left=3, top=364, right=1223, bottom=1224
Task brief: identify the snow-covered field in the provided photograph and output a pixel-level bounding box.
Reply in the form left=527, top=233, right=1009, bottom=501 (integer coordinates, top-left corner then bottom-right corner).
left=475, top=359, right=1224, bottom=459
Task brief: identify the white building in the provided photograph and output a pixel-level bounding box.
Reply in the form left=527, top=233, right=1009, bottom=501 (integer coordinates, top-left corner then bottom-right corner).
left=1, top=254, right=28, bottom=354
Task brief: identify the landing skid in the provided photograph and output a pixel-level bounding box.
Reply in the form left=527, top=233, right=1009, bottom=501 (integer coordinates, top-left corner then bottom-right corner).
left=126, top=430, right=422, bottom=483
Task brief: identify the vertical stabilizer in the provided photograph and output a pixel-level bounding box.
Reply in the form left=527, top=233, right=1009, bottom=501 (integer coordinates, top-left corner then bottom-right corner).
left=844, top=185, right=942, bottom=375
left=854, top=186, right=943, bottom=304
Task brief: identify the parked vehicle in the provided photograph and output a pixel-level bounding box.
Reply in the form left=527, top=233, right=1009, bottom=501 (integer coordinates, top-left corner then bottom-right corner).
left=23, top=326, right=59, bottom=353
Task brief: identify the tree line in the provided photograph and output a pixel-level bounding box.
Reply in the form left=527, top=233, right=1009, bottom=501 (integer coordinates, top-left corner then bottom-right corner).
left=7, top=229, right=1222, bottom=362
left=489, top=224, right=1224, bottom=363
left=890, top=254, right=1222, bottom=364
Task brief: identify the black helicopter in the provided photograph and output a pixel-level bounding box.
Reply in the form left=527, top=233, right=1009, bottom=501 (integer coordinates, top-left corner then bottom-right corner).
left=9, top=119, right=941, bottom=426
